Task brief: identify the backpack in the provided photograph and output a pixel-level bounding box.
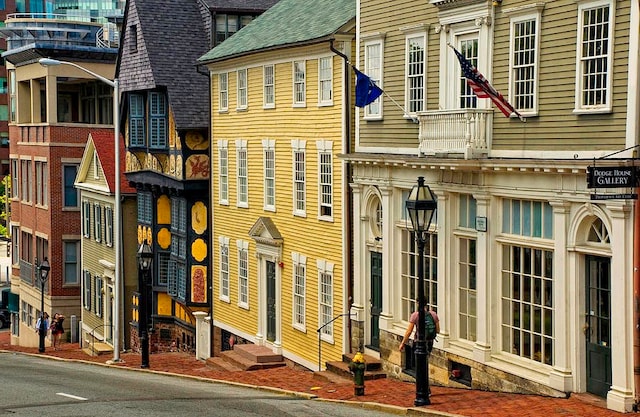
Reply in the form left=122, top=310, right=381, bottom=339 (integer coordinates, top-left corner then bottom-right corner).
left=425, top=312, right=437, bottom=340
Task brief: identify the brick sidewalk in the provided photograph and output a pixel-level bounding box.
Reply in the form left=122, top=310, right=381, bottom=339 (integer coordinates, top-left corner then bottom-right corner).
left=0, top=331, right=629, bottom=416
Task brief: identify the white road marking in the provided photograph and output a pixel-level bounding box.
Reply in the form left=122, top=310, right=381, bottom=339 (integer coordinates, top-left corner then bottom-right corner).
left=56, top=392, right=88, bottom=401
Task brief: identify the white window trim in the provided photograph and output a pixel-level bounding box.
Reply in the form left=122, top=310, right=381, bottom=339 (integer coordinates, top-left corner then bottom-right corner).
left=317, top=259, right=335, bottom=344
left=219, top=236, right=230, bottom=303
left=218, top=72, right=228, bottom=112
left=291, top=139, right=306, bottom=217
left=317, top=56, right=333, bottom=106
left=436, top=3, right=493, bottom=110
left=263, top=64, right=275, bottom=109
left=316, top=140, right=333, bottom=222
left=363, top=35, right=385, bottom=120
left=292, top=252, right=307, bottom=332
left=263, top=139, right=276, bottom=211
left=402, top=25, right=428, bottom=118
left=505, top=4, right=543, bottom=117
left=573, top=0, right=614, bottom=114
left=237, top=68, right=248, bottom=111
left=237, top=239, right=250, bottom=309
left=218, top=140, right=229, bottom=205
left=236, top=139, right=248, bottom=208
left=292, top=60, right=306, bottom=108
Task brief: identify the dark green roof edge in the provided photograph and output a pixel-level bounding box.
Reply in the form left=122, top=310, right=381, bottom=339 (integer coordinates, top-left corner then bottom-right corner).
left=199, top=0, right=355, bottom=64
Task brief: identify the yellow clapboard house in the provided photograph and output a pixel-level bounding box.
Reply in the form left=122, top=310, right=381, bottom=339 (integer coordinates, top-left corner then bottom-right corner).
left=199, top=0, right=356, bottom=370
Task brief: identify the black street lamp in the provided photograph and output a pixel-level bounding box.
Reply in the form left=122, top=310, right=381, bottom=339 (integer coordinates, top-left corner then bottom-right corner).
left=137, top=242, right=153, bottom=368
left=36, top=257, right=50, bottom=353
left=405, top=176, right=437, bottom=406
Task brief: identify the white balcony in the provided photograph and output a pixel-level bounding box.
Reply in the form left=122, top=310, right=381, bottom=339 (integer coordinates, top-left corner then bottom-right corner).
left=417, top=109, right=493, bottom=159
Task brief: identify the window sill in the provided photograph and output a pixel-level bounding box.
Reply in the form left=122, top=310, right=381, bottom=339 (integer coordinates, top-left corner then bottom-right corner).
left=572, top=107, right=612, bottom=115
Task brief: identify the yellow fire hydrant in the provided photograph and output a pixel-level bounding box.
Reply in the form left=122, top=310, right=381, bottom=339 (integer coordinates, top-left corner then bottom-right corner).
left=349, top=351, right=366, bottom=396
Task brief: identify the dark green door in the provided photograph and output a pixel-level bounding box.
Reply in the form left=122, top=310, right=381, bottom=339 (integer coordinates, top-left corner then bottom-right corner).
left=369, top=252, right=382, bottom=350
left=585, top=255, right=611, bottom=398
left=266, top=260, right=276, bottom=343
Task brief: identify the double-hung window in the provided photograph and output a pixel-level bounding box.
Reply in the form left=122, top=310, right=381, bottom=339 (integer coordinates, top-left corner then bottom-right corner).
left=83, top=270, right=91, bottom=310
left=575, top=0, right=613, bottom=112
left=237, top=240, right=249, bottom=308
left=236, top=140, right=248, bottom=207
left=316, top=140, right=333, bottom=220
left=20, top=159, right=32, bottom=203
left=129, top=94, right=145, bottom=147
left=458, top=36, right=480, bottom=109
left=318, top=57, right=333, bottom=105
left=293, top=61, right=306, bottom=106
left=63, top=165, right=78, bottom=208
left=219, top=236, right=230, bottom=302
left=219, top=72, right=228, bottom=112
left=318, top=260, right=334, bottom=341
left=263, top=139, right=275, bottom=210
left=237, top=69, right=248, bottom=110
left=508, top=5, right=541, bottom=115
left=94, top=203, right=102, bottom=243
left=35, top=161, right=47, bottom=206
left=458, top=194, right=477, bottom=342
left=364, top=37, right=384, bottom=118
left=263, top=65, right=275, bottom=108
left=10, top=159, right=18, bottom=199
left=218, top=140, right=229, bottom=204
left=82, top=201, right=91, bottom=238
left=405, top=31, right=426, bottom=115
left=292, top=252, right=306, bottom=331
left=105, top=206, right=113, bottom=247
left=64, top=241, right=79, bottom=285
left=291, top=140, right=306, bottom=216
left=149, top=92, right=167, bottom=148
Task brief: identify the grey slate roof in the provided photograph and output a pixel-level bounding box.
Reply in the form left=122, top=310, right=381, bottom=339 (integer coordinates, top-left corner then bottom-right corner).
left=118, top=0, right=210, bottom=130
left=199, top=0, right=356, bottom=63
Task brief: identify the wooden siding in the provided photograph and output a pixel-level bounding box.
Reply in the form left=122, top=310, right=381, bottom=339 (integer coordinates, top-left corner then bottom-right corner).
left=358, top=0, right=632, bottom=152
left=210, top=44, right=350, bottom=366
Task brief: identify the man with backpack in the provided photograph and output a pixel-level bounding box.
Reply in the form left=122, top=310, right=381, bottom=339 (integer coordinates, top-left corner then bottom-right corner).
left=399, top=306, right=440, bottom=353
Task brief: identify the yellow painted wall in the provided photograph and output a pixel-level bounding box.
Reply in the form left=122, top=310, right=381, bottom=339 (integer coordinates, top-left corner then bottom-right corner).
left=209, top=42, right=352, bottom=367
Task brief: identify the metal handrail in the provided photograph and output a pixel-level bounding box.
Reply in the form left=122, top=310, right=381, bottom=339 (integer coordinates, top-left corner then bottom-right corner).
left=90, top=322, right=113, bottom=355
left=317, top=312, right=354, bottom=371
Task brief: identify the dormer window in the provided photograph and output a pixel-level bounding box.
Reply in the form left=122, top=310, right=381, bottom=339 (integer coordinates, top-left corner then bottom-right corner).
left=128, top=91, right=168, bottom=150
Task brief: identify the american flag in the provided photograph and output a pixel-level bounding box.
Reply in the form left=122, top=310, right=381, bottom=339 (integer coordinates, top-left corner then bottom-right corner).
left=451, top=45, right=523, bottom=120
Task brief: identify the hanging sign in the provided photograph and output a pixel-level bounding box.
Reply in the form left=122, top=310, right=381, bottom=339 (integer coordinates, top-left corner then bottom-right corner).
left=587, top=166, right=637, bottom=188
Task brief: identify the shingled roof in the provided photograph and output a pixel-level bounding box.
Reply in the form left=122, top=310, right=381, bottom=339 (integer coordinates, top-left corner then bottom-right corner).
left=200, top=0, right=279, bottom=12
left=198, top=0, right=356, bottom=64
left=117, top=0, right=210, bottom=130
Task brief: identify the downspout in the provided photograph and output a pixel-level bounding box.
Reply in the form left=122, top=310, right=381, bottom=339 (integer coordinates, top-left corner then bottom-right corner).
left=330, top=39, right=354, bottom=353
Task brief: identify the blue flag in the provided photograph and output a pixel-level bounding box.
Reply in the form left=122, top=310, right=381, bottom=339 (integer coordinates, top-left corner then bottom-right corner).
left=354, top=68, right=383, bottom=107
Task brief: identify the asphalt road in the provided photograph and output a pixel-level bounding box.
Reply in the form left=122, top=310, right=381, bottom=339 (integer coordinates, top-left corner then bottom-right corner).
left=0, top=352, right=401, bottom=417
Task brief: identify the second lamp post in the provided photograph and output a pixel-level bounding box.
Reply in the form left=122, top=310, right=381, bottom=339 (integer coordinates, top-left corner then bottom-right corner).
left=36, top=257, right=50, bottom=353
left=137, top=242, right=153, bottom=368
left=405, top=176, right=437, bottom=406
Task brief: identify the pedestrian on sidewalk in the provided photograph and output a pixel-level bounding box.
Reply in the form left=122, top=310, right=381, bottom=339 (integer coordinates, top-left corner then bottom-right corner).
left=50, top=313, right=65, bottom=350
left=399, top=306, right=440, bottom=353
left=35, top=312, right=49, bottom=335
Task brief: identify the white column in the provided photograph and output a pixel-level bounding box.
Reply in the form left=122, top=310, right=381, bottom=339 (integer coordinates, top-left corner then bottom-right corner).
left=349, top=183, right=365, bottom=324
left=549, top=201, right=572, bottom=391
left=472, top=193, right=491, bottom=362
left=606, top=202, right=635, bottom=412
left=435, top=191, right=449, bottom=349
left=193, top=311, right=210, bottom=360
left=378, top=186, right=394, bottom=330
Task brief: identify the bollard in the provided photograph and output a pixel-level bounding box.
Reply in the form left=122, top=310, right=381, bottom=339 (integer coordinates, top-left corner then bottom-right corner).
left=349, top=351, right=366, bottom=396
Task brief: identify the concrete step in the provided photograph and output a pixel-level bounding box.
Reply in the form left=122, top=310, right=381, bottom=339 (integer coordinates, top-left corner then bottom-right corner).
left=233, top=344, right=283, bottom=363
left=211, top=345, right=286, bottom=371
left=83, top=342, right=113, bottom=357
left=205, top=356, right=243, bottom=372
left=342, top=353, right=384, bottom=372
left=325, top=358, right=387, bottom=381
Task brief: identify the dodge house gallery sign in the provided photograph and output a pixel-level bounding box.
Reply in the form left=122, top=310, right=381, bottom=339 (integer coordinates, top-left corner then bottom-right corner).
left=587, top=166, right=637, bottom=188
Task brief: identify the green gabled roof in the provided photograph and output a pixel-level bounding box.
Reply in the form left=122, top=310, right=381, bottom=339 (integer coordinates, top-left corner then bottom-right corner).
left=199, top=0, right=355, bottom=64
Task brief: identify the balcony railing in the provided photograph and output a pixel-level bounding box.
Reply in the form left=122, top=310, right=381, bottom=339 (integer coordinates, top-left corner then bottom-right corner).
left=417, top=109, right=493, bottom=159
